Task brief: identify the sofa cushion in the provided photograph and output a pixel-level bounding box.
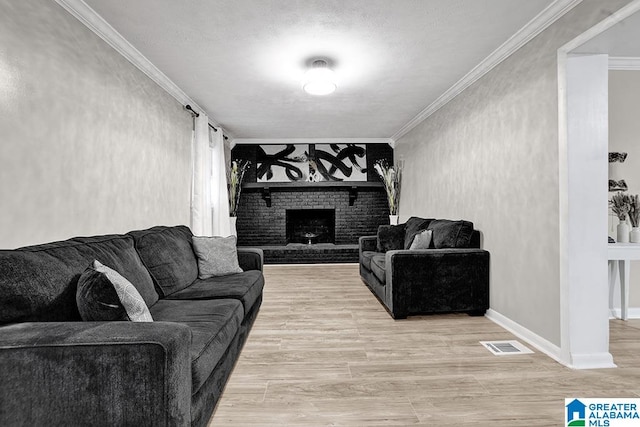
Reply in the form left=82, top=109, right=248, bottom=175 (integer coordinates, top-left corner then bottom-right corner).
left=149, top=298, right=243, bottom=393
left=427, top=220, right=475, bottom=249
left=128, top=226, right=199, bottom=297
left=192, top=236, right=243, bottom=278
left=360, top=251, right=378, bottom=271
left=370, top=254, right=387, bottom=285
left=77, top=260, right=154, bottom=322
left=0, top=234, right=157, bottom=324
left=165, top=270, right=264, bottom=316
left=404, top=217, right=434, bottom=249
left=409, top=230, right=433, bottom=250
left=376, top=224, right=406, bottom=252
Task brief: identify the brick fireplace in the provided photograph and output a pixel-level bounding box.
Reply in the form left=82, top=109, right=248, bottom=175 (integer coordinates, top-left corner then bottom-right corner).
left=235, top=186, right=388, bottom=247
left=231, top=143, right=393, bottom=263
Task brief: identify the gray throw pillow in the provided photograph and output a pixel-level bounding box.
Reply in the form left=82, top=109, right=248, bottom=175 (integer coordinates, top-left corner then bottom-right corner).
left=409, top=229, right=433, bottom=250
left=403, top=217, right=433, bottom=249
left=77, top=260, right=153, bottom=322
left=192, top=236, right=243, bottom=278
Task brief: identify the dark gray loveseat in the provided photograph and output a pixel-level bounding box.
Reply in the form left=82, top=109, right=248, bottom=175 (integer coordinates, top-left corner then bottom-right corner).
left=0, top=225, right=263, bottom=427
left=359, top=217, right=489, bottom=319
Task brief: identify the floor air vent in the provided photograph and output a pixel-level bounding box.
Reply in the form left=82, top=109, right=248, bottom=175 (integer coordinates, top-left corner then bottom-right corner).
left=480, top=340, right=533, bottom=356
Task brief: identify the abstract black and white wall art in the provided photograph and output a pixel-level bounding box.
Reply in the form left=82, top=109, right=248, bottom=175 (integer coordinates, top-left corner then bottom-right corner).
left=256, top=145, right=308, bottom=182
left=609, top=151, right=628, bottom=191
left=312, top=144, right=367, bottom=182
left=256, top=144, right=367, bottom=183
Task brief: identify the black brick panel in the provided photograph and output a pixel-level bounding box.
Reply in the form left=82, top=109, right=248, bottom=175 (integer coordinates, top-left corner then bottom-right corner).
left=236, top=188, right=389, bottom=246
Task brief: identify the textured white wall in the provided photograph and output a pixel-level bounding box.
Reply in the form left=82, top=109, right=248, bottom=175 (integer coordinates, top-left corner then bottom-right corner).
left=396, top=0, right=632, bottom=347
left=609, top=70, right=640, bottom=308
left=0, top=0, right=193, bottom=248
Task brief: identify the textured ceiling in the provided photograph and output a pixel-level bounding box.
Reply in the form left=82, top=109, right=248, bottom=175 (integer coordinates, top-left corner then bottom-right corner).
left=83, top=0, right=555, bottom=139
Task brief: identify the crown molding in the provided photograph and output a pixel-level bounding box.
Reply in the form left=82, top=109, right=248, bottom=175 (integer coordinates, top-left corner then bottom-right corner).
left=392, top=0, right=583, bottom=142
left=54, top=0, right=228, bottom=134
left=231, top=138, right=395, bottom=146
left=609, top=56, right=640, bottom=70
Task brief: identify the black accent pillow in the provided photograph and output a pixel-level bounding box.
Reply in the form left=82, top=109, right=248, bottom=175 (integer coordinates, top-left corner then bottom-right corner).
left=376, top=224, right=407, bottom=252
left=403, top=217, right=434, bottom=249
left=76, top=267, right=129, bottom=321
left=76, top=261, right=154, bottom=322
left=427, top=220, right=474, bottom=249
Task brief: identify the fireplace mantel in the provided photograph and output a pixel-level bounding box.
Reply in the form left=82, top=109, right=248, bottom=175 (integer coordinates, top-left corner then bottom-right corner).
left=242, top=181, right=383, bottom=189
left=242, top=181, right=383, bottom=207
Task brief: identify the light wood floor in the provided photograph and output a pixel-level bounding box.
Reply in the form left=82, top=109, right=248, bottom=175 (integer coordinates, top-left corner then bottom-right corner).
left=210, top=264, right=640, bottom=426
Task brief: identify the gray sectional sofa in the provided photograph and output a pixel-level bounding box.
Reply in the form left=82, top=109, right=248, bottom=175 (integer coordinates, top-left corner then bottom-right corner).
left=360, top=217, right=490, bottom=319
left=0, top=225, right=263, bottom=427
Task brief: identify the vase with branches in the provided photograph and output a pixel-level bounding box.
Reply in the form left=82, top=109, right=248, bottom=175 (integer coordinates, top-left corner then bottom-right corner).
left=374, top=160, right=402, bottom=223
left=610, top=191, right=630, bottom=222
left=228, top=160, right=250, bottom=217
left=611, top=192, right=631, bottom=243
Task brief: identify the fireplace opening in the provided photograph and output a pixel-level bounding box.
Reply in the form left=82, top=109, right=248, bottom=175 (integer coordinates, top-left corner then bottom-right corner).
left=286, top=209, right=336, bottom=244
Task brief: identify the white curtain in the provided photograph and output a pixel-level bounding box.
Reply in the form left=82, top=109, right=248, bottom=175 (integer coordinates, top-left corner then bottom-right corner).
left=210, top=126, right=231, bottom=236
left=190, top=113, right=212, bottom=236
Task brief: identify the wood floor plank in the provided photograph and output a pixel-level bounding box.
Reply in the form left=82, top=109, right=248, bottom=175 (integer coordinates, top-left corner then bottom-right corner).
left=209, top=264, right=640, bottom=426
left=263, top=375, right=486, bottom=401
left=229, top=361, right=352, bottom=382
left=348, top=357, right=552, bottom=379
left=215, top=397, right=421, bottom=426
left=410, top=394, right=561, bottom=426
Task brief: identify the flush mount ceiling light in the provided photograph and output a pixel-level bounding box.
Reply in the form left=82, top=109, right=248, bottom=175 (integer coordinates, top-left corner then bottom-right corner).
left=303, top=59, right=336, bottom=95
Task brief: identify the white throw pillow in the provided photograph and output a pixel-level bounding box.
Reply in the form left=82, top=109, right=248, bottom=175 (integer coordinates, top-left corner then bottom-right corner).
left=93, top=260, right=153, bottom=322
left=192, top=235, right=243, bottom=278
left=409, top=229, right=433, bottom=250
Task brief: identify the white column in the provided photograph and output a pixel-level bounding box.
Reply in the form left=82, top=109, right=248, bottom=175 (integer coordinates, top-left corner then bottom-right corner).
left=560, top=53, right=614, bottom=368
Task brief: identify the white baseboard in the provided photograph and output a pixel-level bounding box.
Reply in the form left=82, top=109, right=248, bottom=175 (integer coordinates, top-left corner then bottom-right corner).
left=485, top=309, right=565, bottom=365
left=486, top=309, right=617, bottom=369
left=570, top=352, right=616, bottom=370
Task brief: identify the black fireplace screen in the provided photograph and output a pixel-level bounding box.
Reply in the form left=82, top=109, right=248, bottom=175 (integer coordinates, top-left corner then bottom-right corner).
left=286, top=209, right=335, bottom=244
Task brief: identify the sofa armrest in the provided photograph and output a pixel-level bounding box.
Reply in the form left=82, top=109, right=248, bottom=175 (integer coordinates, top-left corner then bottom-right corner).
left=359, top=236, right=377, bottom=254
left=0, top=321, right=192, bottom=427
left=237, top=247, right=264, bottom=271
left=385, top=248, right=490, bottom=318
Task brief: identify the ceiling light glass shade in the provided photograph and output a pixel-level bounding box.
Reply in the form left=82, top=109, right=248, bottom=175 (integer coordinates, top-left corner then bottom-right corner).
left=303, top=60, right=336, bottom=95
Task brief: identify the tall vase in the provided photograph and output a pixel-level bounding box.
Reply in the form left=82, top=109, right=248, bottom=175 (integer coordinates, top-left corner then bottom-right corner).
left=617, top=220, right=630, bottom=243
left=230, top=216, right=237, bottom=237
left=389, top=215, right=399, bottom=225
left=631, top=227, right=640, bottom=243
